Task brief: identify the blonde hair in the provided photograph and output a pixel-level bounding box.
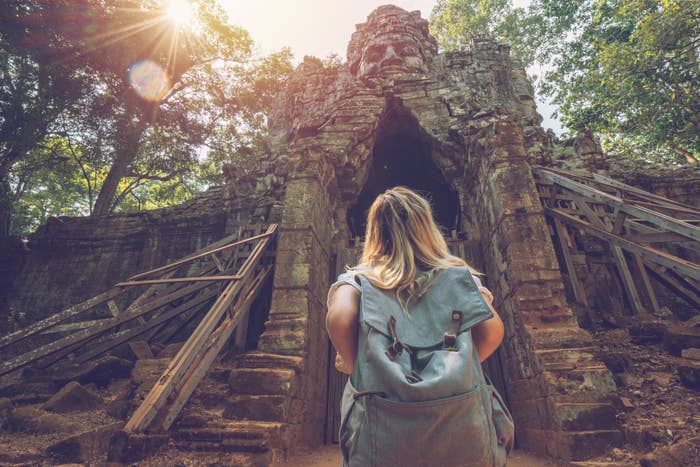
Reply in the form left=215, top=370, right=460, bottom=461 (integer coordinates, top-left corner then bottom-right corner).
left=351, top=186, right=480, bottom=313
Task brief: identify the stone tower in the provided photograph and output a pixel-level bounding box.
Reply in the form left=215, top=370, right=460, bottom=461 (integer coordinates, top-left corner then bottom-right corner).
left=260, top=5, right=620, bottom=459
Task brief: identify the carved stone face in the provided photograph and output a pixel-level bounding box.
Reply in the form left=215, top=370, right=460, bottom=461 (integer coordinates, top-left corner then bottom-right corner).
left=355, top=32, right=429, bottom=77
left=347, top=6, right=437, bottom=79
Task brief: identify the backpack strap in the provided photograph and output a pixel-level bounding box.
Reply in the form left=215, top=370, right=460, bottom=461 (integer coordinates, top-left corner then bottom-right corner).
left=385, top=316, right=413, bottom=361
left=443, top=310, right=463, bottom=351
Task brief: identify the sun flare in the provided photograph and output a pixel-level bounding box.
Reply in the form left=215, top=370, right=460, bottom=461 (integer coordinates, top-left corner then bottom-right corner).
left=166, top=0, right=193, bottom=26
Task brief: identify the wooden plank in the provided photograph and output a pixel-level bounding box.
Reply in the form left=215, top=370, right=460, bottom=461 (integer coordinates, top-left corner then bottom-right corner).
left=0, top=277, right=219, bottom=377
left=552, top=218, right=589, bottom=307
left=128, top=231, right=274, bottom=281
left=124, top=224, right=277, bottom=433
left=632, top=254, right=660, bottom=313
left=626, top=199, right=700, bottom=217
left=591, top=173, right=700, bottom=213
left=40, top=319, right=110, bottom=335
left=535, top=168, right=700, bottom=242
left=128, top=341, right=154, bottom=359
left=568, top=192, right=607, bottom=229
left=645, top=263, right=700, bottom=310
left=107, top=301, right=120, bottom=317
left=210, top=254, right=225, bottom=272
left=0, top=287, right=124, bottom=351
left=545, top=207, right=700, bottom=282
left=116, top=275, right=241, bottom=287
left=156, top=265, right=273, bottom=431
left=75, top=289, right=218, bottom=363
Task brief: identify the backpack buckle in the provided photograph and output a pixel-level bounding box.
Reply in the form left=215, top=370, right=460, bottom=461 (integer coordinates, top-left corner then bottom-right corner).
left=385, top=340, right=403, bottom=360
left=443, top=332, right=458, bottom=351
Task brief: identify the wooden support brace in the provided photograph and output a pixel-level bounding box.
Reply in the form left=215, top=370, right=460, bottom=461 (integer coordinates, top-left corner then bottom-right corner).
left=155, top=265, right=273, bottom=431
left=124, top=224, right=277, bottom=433
left=552, top=218, right=589, bottom=307
left=545, top=207, right=700, bottom=282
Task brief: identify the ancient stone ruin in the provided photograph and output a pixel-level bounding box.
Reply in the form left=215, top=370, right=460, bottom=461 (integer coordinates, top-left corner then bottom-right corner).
left=1, top=5, right=698, bottom=466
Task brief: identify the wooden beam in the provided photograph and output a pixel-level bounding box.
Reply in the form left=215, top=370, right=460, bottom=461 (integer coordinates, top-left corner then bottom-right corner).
left=534, top=168, right=700, bottom=243
left=124, top=224, right=277, bottom=433
left=632, top=254, right=660, bottom=313
left=545, top=207, right=700, bottom=282
left=590, top=173, right=700, bottom=213
left=75, top=289, right=218, bottom=363
left=0, top=288, right=123, bottom=351
left=40, top=319, right=110, bottom=335
left=645, top=263, right=700, bottom=310
left=0, top=277, right=220, bottom=377
left=551, top=218, right=589, bottom=307
left=115, top=275, right=241, bottom=287
left=156, top=265, right=273, bottom=431
left=128, top=230, right=275, bottom=281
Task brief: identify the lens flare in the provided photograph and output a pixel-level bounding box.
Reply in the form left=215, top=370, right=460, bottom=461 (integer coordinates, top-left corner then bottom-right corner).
left=128, top=60, right=170, bottom=101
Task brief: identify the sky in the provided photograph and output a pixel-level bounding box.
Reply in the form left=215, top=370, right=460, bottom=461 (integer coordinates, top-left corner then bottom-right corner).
left=218, top=1, right=562, bottom=133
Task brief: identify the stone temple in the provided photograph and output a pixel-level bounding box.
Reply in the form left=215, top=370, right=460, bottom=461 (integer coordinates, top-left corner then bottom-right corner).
left=2, top=5, right=699, bottom=465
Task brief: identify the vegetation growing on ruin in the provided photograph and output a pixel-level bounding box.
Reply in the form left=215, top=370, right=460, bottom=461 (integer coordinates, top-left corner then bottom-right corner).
left=431, top=0, right=700, bottom=165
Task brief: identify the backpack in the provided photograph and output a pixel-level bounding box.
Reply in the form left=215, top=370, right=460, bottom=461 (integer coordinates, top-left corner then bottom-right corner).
left=338, top=267, right=515, bottom=467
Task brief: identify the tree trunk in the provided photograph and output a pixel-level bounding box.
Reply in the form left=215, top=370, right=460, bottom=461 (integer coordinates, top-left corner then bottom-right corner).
left=0, top=178, right=13, bottom=240
left=92, top=124, right=144, bottom=216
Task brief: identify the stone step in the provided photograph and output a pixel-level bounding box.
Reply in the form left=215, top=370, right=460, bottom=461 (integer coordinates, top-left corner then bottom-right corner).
left=543, top=366, right=617, bottom=403
left=535, top=347, right=598, bottom=370
left=550, top=429, right=625, bottom=461
left=228, top=368, right=296, bottom=395
left=223, top=395, right=289, bottom=422
left=172, top=421, right=286, bottom=455
left=235, top=352, right=303, bottom=372
left=551, top=402, right=618, bottom=431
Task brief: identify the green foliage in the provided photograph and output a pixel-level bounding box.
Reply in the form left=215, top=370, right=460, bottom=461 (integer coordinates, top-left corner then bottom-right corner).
left=429, top=0, right=538, bottom=65
left=2, top=0, right=293, bottom=236
left=541, top=0, right=700, bottom=164
left=430, top=0, right=700, bottom=165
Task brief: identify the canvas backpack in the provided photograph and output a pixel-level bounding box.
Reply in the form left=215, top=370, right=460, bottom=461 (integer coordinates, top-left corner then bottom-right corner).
left=338, top=267, right=515, bottom=467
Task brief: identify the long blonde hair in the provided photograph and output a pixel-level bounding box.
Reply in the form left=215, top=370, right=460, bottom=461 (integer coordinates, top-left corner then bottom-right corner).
left=351, top=186, right=480, bottom=313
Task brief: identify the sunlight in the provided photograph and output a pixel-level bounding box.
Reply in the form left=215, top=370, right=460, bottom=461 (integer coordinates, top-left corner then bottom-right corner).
left=166, top=0, right=194, bottom=26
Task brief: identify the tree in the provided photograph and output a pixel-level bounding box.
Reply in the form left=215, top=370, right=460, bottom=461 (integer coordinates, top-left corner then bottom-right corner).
left=2, top=0, right=293, bottom=235
left=430, top=0, right=700, bottom=165
left=0, top=0, right=94, bottom=237
left=540, top=0, right=700, bottom=164
left=429, top=0, right=540, bottom=66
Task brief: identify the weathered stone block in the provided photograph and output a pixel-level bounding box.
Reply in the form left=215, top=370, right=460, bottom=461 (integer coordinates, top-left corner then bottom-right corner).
left=6, top=406, right=79, bottom=433
left=224, top=395, right=289, bottom=421
left=46, top=422, right=121, bottom=463
left=43, top=381, right=102, bottom=413
left=228, top=368, right=295, bottom=396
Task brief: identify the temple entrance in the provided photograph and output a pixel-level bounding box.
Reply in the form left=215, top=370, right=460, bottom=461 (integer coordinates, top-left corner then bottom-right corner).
left=347, top=104, right=460, bottom=238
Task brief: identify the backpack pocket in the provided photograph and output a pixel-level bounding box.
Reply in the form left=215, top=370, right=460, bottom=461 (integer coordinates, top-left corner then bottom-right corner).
left=486, top=383, right=515, bottom=467
left=358, top=385, right=493, bottom=467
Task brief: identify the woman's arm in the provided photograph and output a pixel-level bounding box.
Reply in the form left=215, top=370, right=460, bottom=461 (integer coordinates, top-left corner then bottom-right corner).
left=326, top=284, right=360, bottom=375
left=471, top=295, right=505, bottom=362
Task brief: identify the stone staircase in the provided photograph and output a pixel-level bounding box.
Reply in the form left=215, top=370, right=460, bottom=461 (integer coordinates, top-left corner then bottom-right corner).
left=166, top=351, right=303, bottom=465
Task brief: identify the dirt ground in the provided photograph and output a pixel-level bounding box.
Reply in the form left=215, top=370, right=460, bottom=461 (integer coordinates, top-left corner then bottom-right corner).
left=278, top=445, right=557, bottom=467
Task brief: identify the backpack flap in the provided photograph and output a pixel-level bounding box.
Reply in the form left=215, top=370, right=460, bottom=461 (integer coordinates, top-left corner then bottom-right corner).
left=357, top=267, right=494, bottom=348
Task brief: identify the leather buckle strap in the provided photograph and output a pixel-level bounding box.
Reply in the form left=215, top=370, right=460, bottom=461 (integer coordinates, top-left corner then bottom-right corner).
left=443, top=332, right=458, bottom=351
left=443, top=310, right=463, bottom=351
left=385, top=316, right=412, bottom=361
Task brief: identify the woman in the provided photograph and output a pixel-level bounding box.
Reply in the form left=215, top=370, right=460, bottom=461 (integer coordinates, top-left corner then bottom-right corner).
left=326, top=186, right=508, bottom=467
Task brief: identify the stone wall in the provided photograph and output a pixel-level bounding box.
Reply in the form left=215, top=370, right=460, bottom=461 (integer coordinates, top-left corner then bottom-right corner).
left=2, top=187, right=284, bottom=334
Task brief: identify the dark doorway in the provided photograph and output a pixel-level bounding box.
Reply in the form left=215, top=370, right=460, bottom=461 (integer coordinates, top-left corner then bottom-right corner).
left=347, top=105, right=459, bottom=237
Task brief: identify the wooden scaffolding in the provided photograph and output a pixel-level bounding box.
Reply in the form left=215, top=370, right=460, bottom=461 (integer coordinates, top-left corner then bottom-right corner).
left=0, top=223, right=278, bottom=433
left=534, top=166, right=700, bottom=317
